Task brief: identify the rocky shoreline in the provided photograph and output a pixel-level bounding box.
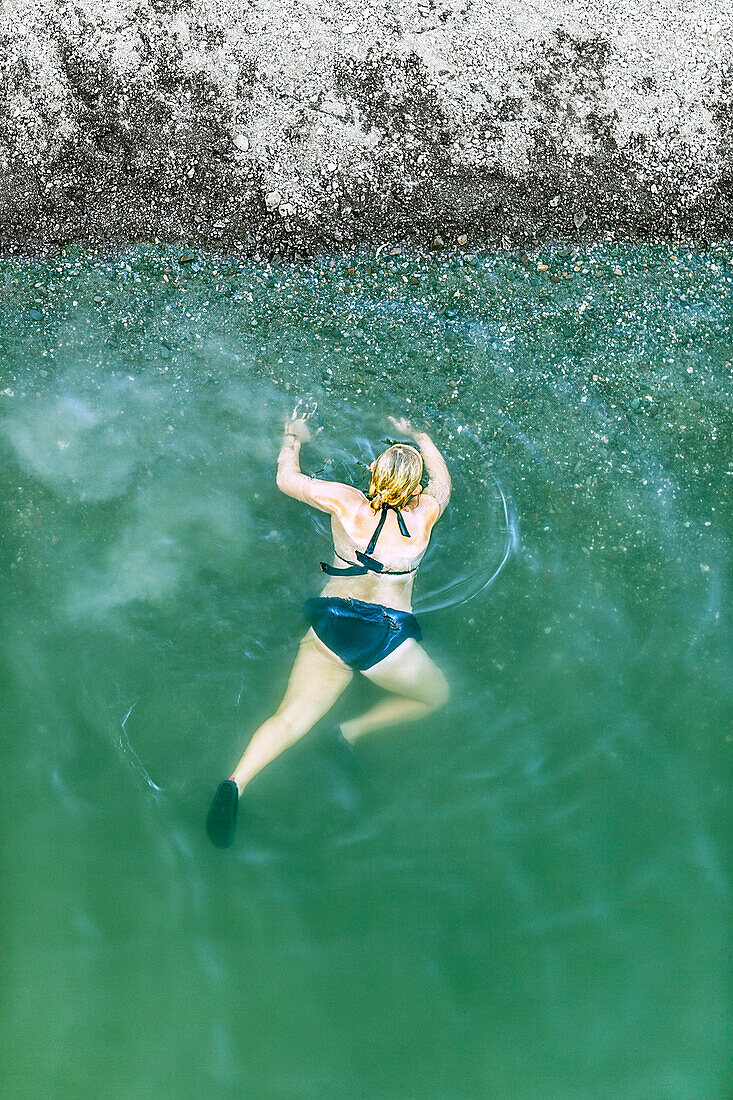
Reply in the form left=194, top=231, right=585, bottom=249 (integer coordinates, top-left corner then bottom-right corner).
left=1, top=0, right=731, bottom=256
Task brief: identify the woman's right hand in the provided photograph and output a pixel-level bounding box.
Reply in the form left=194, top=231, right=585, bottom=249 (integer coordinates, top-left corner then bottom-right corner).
left=285, top=400, right=319, bottom=443
left=285, top=410, right=311, bottom=443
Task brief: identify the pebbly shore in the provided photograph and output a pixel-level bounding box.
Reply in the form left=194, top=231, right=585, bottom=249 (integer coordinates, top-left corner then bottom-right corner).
left=1, top=0, right=732, bottom=255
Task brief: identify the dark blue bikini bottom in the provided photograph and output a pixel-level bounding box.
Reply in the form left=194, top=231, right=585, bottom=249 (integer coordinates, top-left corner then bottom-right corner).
left=304, top=596, right=422, bottom=671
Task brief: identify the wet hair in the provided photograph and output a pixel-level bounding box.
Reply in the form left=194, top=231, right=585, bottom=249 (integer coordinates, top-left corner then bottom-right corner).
left=368, top=444, right=424, bottom=511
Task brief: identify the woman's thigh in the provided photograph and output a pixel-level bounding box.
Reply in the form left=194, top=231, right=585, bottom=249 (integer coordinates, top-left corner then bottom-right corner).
left=362, top=639, right=449, bottom=706
left=275, top=629, right=353, bottom=727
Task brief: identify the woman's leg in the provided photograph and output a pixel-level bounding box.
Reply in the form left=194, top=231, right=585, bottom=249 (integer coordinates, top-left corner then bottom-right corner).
left=231, top=630, right=353, bottom=792
left=340, top=639, right=449, bottom=743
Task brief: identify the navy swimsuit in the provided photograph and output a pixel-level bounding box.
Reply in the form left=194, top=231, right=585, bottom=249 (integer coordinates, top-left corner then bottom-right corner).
left=304, top=503, right=422, bottom=670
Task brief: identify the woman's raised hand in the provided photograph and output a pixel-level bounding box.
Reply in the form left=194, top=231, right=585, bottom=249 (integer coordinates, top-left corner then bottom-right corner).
left=285, top=400, right=319, bottom=443
left=388, top=415, right=417, bottom=438
left=285, top=409, right=311, bottom=443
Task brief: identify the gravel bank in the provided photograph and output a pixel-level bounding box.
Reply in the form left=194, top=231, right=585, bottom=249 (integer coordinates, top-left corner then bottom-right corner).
left=1, top=0, right=731, bottom=254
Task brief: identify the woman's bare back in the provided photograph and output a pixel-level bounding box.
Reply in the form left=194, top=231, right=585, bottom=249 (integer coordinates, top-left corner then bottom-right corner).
left=322, top=488, right=442, bottom=611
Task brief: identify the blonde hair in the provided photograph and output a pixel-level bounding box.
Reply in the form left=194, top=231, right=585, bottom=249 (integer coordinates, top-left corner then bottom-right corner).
left=368, top=444, right=424, bottom=511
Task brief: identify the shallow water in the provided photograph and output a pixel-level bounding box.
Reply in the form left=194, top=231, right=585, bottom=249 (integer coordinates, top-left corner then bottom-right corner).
left=0, top=243, right=730, bottom=1099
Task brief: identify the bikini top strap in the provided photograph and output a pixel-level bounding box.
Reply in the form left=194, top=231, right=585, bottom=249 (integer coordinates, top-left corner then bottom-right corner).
left=395, top=508, right=411, bottom=538
left=365, top=505, right=411, bottom=556
left=320, top=501, right=413, bottom=576
left=365, top=507, right=389, bottom=555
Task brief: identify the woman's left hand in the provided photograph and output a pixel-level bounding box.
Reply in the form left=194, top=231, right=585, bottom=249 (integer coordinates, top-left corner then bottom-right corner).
left=285, top=406, right=312, bottom=443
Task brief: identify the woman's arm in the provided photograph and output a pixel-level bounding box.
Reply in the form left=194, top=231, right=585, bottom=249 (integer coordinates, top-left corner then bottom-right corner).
left=415, top=430, right=451, bottom=512
left=276, top=413, right=356, bottom=515
left=389, top=416, right=451, bottom=514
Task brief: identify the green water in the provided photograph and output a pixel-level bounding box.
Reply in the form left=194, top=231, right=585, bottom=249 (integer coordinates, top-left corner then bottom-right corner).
left=0, top=243, right=730, bottom=1099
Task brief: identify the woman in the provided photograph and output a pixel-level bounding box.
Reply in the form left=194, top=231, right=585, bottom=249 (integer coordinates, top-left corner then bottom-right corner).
left=206, top=411, right=451, bottom=847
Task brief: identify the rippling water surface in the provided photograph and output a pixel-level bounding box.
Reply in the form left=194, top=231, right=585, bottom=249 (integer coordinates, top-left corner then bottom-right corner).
left=0, top=243, right=730, bottom=1099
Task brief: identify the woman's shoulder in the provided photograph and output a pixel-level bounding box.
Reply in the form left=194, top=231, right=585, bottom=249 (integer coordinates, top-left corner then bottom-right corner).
left=417, top=492, right=448, bottom=524
left=401, top=495, right=441, bottom=539
left=412, top=494, right=442, bottom=522
left=320, top=482, right=370, bottom=520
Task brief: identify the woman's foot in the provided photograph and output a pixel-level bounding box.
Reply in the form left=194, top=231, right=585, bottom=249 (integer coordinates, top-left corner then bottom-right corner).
left=338, top=719, right=360, bottom=745
left=331, top=724, right=358, bottom=769
left=206, top=779, right=239, bottom=848
left=324, top=723, right=369, bottom=808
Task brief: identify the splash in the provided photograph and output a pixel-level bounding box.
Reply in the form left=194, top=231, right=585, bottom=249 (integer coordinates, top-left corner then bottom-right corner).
left=118, top=703, right=164, bottom=793
left=413, top=414, right=519, bottom=615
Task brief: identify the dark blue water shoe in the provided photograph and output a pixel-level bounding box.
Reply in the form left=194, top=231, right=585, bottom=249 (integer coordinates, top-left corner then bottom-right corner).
left=206, top=779, right=239, bottom=848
